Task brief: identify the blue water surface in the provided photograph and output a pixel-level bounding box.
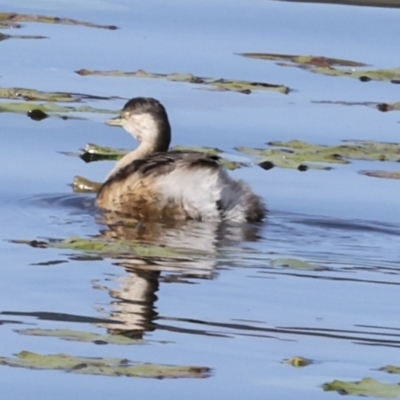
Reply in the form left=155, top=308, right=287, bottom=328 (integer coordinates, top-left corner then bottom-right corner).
left=1, top=0, right=400, bottom=399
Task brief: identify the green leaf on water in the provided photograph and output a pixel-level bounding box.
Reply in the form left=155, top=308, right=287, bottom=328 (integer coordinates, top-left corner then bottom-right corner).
left=283, top=356, right=313, bottom=367
left=79, top=143, right=128, bottom=162
left=269, top=139, right=400, bottom=162
left=16, top=328, right=145, bottom=345
left=237, top=139, right=400, bottom=171
left=0, top=12, right=118, bottom=30
left=237, top=145, right=340, bottom=170
left=0, top=101, right=117, bottom=116
left=359, top=170, right=400, bottom=180
left=0, top=32, right=47, bottom=40
left=76, top=68, right=290, bottom=95
left=0, top=351, right=210, bottom=379
left=322, top=378, right=400, bottom=398
left=0, top=87, right=121, bottom=102
left=72, top=176, right=102, bottom=193
left=0, top=87, right=121, bottom=119
left=376, top=102, right=400, bottom=112
left=380, top=365, right=400, bottom=374
left=312, top=67, right=400, bottom=82
left=313, top=100, right=400, bottom=112
left=239, top=52, right=400, bottom=83
left=239, top=53, right=367, bottom=67
left=219, top=159, right=244, bottom=170
left=11, top=236, right=207, bottom=259
left=271, top=258, right=325, bottom=271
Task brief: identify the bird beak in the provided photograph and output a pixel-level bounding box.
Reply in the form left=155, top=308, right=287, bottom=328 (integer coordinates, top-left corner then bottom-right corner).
left=105, top=116, right=124, bottom=126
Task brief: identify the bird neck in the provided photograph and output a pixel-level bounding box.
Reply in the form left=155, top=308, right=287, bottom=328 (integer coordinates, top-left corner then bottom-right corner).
left=105, top=140, right=164, bottom=180
left=105, top=113, right=171, bottom=181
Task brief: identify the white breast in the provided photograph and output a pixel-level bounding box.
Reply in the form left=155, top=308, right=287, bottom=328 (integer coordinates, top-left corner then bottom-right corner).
left=155, top=167, right=258, bottom=222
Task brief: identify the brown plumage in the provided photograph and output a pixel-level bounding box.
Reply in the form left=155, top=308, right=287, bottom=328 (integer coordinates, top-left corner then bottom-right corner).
left=97, top=151, right=221, bottom=220
left=96, top=97, right=266, bottom=222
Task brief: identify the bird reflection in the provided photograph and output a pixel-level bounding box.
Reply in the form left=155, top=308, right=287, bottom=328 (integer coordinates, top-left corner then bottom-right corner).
left=94, top=216, right=263, bottom=338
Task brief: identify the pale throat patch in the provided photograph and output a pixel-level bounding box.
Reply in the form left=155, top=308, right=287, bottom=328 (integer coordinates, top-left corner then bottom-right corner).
left=124, top=113, right=159, bottom=145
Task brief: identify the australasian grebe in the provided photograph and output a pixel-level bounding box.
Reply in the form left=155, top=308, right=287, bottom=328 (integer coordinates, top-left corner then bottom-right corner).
left=96, top=97, right=266, bottom=222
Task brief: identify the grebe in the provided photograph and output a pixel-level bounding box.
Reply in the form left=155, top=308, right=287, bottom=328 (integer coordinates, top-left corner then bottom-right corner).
left=96, top=97, right=265, bottom=222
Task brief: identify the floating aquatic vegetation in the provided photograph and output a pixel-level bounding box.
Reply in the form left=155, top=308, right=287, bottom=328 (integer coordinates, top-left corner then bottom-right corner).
left=72, top=175, right=102, bottom=193
left=11, top=236, right=208, bottom=259
left=0, top=87, right=122, bottom=102
left=359, top=170, right=400, bottom=180
left=380, top=365, right=400, bottom=374
left=0, top=32, right=47, bottom=40
left=0, top=351, right=210, bottom=379
left=313, top=100, right=400, bottom=112
left=277, top=0, right=400, bottom=9
left=27, top=109, right=50, bottom=121
left=239, top=53, right=367, bottom=67
left=30, top=259, right=67, bottom=266
left=75, top=68, right=290, bottom=95
left=322, top=377, right=400, bottom=397
left=239, top=52, right=400, bottom=84
left=16, top=328, right=145, bottom=345
left=77, top=143, right=128, bottom=163
left=237, top=139, right=400, bottom=172
left=0, top=88, right=121, bottom=119
left=0, top=21, right=19, bottom=29
left=376, top=102, right=400, bottom=112
left=0, top=12, right=118, bottom=30
left=0, top=101, right=117, bottom=117
left=271, top=258, right=326, bottom=271
left=282, top=356, right=313, bottom=367
left=237, top=144, right=337, bottom=171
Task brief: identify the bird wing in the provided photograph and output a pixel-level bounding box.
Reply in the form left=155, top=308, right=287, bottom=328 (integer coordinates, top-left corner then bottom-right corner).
left=109, top=151, right=220, bottom=181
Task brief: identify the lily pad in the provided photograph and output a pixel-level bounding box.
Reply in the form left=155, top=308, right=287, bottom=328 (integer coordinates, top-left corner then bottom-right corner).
left=313, top=100, right=400, bottom=112
left=0, top=32, right=47, bottom=40
left=0, top=21, right=20, bottom=29
left=239, top=52, right=400, bottom=83
left=359, top=170, right=400, bottom=180
left=72, top=175, right=102, bottom=193
left=322, top=378, right=400, bottom=398
left=277, top=0, right=400, bottom=8
left=0, top=12, right=118, bottom=30
left=78, top=143, right=128, bottom=162
left=0, top=87, right=122, bottom=102
left=376, top=102, right=400, bottom=112
left=381, top=365, right=400, bottom=374
left=237, top=145, right=340, bottom=170
left=0, top=351, right=210, bottom=379
left=0, top=101, right=117, bottom=116
left=283, top=356, right=313, bottom=367
left=237, top=139, right=400, bottom=171
left=76, top=68, right=290, bottom=95
left=11, top=236, right=207, bottom=259
left=239, top=53, right=367, bottom=67
left=16, top=328, right=144, bottom=345
left=271, top=258, right=324, bottom=271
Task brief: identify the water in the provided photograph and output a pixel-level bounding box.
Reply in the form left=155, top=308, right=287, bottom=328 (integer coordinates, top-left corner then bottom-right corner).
left=1, top=0, right=400, bottom=398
